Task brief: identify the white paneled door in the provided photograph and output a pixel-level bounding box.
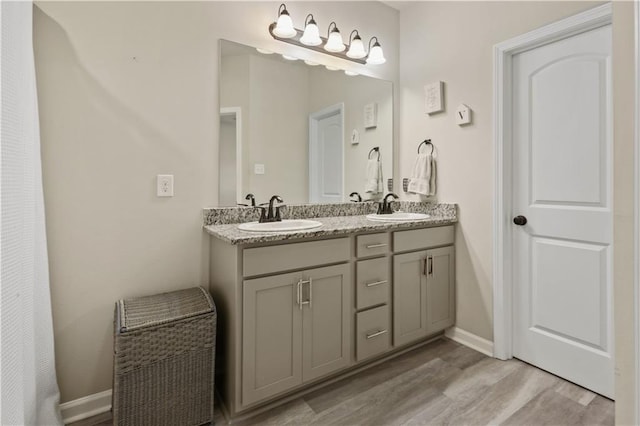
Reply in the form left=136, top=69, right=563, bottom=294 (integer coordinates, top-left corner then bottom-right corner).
left=309, top=104, right=344, bottom=203
left=512, top=24, right=613, bottom=398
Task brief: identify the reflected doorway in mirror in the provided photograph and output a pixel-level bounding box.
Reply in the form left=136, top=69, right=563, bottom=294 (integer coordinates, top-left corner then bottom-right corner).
left=219, top=107, right=242, bottom=206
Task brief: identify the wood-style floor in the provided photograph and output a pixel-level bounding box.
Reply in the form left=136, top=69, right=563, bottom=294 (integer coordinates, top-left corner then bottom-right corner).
left=72, top=338, right=613, bottom=426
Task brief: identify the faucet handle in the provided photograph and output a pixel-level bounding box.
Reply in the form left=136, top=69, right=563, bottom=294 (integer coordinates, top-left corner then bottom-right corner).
left=245, top=193, right=256, bottom=207
left=254, top=205, right=268, bottom=223
left=349, top=192, right=362, bottom=203
left=274, top=205, right=287, bottom=222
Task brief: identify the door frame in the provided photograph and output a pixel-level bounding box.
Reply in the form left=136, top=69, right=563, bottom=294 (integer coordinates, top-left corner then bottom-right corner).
left=220, top=107, right=242, bottom=204
left=308, top=103, right=345, bottom=203
left=634, top=1, right=640, bottom=421
left=492, top=3, right=613, bottom=360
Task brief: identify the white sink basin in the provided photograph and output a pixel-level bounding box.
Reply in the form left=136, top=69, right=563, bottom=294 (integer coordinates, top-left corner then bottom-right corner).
left=238, top=219, right=323, bottom=232
left=366, top=212, right=431, bottom=222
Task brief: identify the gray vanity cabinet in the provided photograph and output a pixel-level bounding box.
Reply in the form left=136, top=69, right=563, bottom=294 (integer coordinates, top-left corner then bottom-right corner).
left=426, top=246, right=456, bottom=333
left=208, top=222, right=455, bottom=418
left=392, top=227, right=455, bottom=347
left=241, top=263, right=351, bottom=406
left=393, top=250, right=429, bottom=346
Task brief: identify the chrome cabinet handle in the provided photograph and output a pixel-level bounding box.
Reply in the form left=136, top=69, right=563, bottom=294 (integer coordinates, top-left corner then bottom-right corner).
left=299, top=279, right=312, bottom=308
left=428, top=256, right=433, bottom=275
left=297, top=280, right=302, bottom=310
left=366, top=329, right=388, bottom=339
left=366, top=243, right=388, bottom=249
left=366, top=280, right=388, bottom=287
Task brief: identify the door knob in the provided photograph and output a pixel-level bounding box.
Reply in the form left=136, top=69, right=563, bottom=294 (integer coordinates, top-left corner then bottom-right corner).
left=513, top=215, right=527, bottom=226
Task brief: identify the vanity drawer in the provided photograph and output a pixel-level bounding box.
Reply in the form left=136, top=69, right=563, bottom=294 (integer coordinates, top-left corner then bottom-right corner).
left=356, top=305, right=391, bottom=361
left=356, top=233, right=390, bottom=258
left=243, top=238, right=349, bottom=277
left=356, top=258, right=390, bottom=310
left=393, top=226, right=454, bottom=252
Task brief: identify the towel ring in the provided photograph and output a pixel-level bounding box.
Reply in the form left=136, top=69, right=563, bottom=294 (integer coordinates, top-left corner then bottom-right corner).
left=418, top=139, right=434, bottom=155
left=368, top=147, right=380, bottom=160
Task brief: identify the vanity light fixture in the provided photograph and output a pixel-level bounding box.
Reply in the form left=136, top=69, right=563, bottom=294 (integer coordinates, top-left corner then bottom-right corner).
left=300, top=14, right=322, bottom=46
left=366, top=36, right=386, bottom=65
left=273, top=4, right=297, bottom=38
left=324, top=22, right=345, bottom=53
left=346, top=30, right=366, bottom=59
left=268, top=3, right=386, bottom=66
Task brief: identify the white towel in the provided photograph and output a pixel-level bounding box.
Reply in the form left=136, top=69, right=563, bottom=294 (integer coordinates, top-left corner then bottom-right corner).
left=364, top=159, right=384, bottom=194
left=408, top=153, right=436, bottom=196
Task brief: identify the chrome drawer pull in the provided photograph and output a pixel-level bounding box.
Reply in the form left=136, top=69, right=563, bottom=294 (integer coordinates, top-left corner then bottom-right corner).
left=366, top=329, right=388, bottom=339
left=366, top=280, right=388, bottom=287
left=366, top=243, right=388, bottom=249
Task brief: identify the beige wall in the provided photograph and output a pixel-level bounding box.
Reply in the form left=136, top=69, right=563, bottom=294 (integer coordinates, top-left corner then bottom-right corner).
left=398, top=1, right=636, bottom=422
left=34, top=1, right=399, bottom=403
left=247, top=54, right=310, bottom=204
left=611, top=2, right=636, bottom=424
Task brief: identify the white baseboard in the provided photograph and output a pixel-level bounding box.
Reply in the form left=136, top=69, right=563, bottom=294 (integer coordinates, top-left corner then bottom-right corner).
left=445, top=326, right=494, bottom=357
left=60, top=389, right=111, bottom=424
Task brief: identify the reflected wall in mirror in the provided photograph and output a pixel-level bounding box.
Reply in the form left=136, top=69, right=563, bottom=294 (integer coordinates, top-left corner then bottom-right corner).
left=218, top=39, right=393, bottom=206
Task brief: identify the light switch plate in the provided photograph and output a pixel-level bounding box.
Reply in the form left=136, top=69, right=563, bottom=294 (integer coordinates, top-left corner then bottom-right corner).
left=456, top=103, right=472, bottom=125
left=364, top=103, right=378, bottom=129
left=351, top=129, right=360, bottom=145
left=424, top=81, right=444, bottom=114
left=254, top=163, right=265, bottom=175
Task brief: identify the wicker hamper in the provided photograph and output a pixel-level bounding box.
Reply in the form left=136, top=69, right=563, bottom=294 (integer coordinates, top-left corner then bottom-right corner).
left=113, top=287, right=216, bottom=426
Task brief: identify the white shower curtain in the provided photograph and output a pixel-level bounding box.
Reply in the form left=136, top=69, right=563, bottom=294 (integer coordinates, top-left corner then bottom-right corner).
left=1, top=2, right=63, bottom=425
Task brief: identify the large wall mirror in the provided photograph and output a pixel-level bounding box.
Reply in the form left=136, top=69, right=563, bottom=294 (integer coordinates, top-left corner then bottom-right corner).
left=218, top=39, right=393, bottom=206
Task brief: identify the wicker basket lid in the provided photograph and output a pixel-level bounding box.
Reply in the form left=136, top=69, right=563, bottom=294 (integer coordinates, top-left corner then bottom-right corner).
left=117, top=287, right=214, bottom=332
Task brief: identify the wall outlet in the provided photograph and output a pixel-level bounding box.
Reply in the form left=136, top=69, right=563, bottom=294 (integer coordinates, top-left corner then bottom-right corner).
left=254, top=164, right=265, bottom=175
left=157, top=174, right=174, bottom=197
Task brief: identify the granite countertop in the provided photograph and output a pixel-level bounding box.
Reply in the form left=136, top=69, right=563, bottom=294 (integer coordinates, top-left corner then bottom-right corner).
left=204, top=206, right=457, bottom=245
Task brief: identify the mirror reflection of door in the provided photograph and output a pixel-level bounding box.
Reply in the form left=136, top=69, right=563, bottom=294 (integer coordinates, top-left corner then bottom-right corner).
left=309, top=104, right=344, bottom=203
left=219, top=107, right=242, bottom=206
left=218, top=40, right=393, bottom=206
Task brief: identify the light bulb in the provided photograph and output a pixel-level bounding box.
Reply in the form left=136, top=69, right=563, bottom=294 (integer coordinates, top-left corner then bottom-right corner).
left=304, top=60, right=320, bottom=66
left=325, top=65, right=340, bottom=71
left=324, top=23, right=345, bottom=53
left=273, top=6, right=296, bottom=38
left=366, top=40, right=386, bottom=65
left=256, top=48, right=274, bottom=55
left=346, top=32, right=366, bottom=59
left=282, top=54, right=298, bottom=61
left=300, top=15, right=322, bottom=46
left=345, top=70, right=359, bottom=76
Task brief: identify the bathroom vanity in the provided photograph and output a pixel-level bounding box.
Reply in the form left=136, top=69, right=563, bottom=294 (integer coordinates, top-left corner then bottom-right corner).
left=204, top=204, right=457, bottom=419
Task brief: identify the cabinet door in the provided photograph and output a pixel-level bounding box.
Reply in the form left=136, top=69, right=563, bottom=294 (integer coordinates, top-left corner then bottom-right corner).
left=393, top=250, right=428, bottom=347
left=426, top=246, right=455, bottom=333
left=242, top=271, right=303, bottom=406
left=302, top=264, right=352, bottom=382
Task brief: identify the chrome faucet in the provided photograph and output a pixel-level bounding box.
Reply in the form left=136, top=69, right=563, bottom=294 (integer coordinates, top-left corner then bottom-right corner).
left=378, top=193, right=399, bottom=214
left=349, top=192, right=362, bottom=202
